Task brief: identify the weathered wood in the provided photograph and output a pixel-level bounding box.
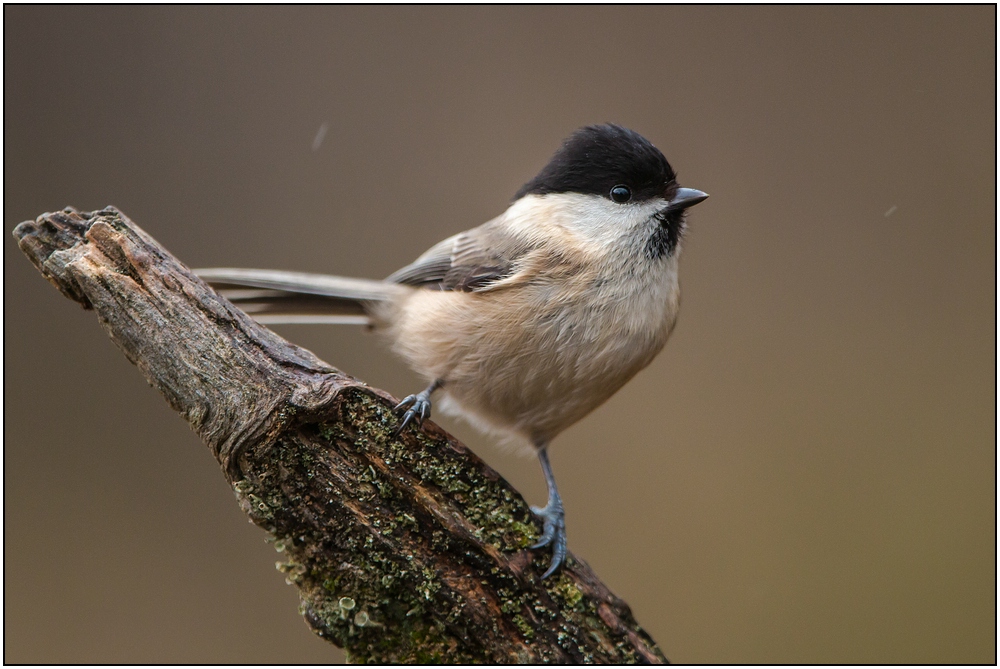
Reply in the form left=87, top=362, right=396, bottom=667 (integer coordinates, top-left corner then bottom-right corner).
left=13, top=207, right=667, bottom=664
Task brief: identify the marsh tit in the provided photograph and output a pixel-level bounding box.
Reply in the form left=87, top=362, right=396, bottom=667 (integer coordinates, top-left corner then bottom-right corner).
left=197, top=124, right=708, bottom=578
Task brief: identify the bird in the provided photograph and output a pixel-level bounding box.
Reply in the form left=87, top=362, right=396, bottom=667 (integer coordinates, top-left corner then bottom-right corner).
left=196, top=124, right=708, bottom=578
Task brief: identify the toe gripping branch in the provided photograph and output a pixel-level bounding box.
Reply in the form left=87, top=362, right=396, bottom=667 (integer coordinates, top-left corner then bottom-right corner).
left=531, top=445, right=567, bottom=579
left=394, top=379, right=442, bottom=436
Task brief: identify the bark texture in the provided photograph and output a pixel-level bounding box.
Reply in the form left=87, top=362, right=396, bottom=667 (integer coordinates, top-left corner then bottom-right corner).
left=13, top=207, right=668, bottom=664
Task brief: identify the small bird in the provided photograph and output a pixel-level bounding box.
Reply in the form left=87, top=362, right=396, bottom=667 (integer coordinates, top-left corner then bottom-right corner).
left=197, top=124, right=707, bottom=578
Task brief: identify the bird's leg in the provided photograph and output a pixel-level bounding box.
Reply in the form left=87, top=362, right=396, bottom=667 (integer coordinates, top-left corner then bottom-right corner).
left=394, top=379, right=442, bottom=435
left=530, top=443, right=567, bottom=579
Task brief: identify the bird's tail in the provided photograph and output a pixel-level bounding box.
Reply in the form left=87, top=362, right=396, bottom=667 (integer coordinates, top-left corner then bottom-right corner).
left=195, top=268, right=403, bottom=325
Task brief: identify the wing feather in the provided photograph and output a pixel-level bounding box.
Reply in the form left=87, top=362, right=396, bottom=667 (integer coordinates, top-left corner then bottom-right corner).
left=386, top=216, right=537, bottom=292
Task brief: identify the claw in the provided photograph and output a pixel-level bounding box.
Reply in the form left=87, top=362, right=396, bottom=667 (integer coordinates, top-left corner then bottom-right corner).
left=393, top=382, right=439, bottom=437
left=542, top=527, right=568, bottom=580
left=394, top=395, right=429, bottom=436
left=530, top=509, right=556, bottom=549
left=393, top=396, right=416, bottom=413
left=531, top=500, right=566, bottom=578
left=393, top=395, right=419, bottom=436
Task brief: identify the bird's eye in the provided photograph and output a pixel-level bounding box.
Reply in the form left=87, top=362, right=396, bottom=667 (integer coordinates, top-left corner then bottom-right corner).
left=610, top=185, right=632, bottom=203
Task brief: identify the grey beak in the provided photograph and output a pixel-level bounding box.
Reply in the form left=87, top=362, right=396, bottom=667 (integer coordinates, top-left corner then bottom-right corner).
left=667, top=187, right=709, bottom=211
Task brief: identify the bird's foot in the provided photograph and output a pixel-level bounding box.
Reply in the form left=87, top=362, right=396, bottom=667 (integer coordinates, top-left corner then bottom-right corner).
left=394, top=389, right=434, bottom=435
left=530, top=498, right=567, bottom=579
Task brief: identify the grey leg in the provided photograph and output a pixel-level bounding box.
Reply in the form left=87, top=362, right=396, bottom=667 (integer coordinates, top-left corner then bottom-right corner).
left=530, top=444, right=567, bottom=579
left=394, top=379, right=442, bottom=435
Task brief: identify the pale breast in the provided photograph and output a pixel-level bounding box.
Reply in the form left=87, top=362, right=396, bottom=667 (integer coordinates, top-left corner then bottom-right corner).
left=387, top=253, right=680, bottom=444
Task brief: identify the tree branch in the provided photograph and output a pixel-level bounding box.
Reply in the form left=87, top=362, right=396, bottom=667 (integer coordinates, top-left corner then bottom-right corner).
left=13, top=207, right=667, bottom=664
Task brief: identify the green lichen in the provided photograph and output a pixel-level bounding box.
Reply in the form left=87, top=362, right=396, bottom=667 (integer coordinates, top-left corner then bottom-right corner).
left=224, top=388, right=663, bottom=663
left=552, top=578, right=585, bottom=610
left=340, top=390, right=540, bottom=557
left=512, top=614, right=535, bottom=640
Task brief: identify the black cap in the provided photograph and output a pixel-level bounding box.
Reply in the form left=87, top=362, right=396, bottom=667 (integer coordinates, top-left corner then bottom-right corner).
left=514, top=124, right=678, bottom=203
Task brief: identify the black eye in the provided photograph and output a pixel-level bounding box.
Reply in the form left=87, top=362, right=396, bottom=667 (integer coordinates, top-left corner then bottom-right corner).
left=610, top=185, right=632, bottom=203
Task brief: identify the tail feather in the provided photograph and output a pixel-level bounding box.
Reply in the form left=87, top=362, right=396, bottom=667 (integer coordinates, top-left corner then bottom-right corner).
left=195, top=268, right=397, bottom=325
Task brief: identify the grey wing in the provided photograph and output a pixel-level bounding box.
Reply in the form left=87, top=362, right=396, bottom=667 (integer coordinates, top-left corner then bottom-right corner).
left=384, top=234, right=462, bottom=288
left=386, top=217, right=535, bottom=292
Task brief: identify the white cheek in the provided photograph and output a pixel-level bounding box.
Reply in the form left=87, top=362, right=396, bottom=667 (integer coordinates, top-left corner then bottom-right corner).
left=504, top=193, right=666, bottom=253
left=554, top=194, right=663, bottom=248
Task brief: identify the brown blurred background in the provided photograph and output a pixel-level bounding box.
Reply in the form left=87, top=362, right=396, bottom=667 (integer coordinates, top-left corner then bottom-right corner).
left=4, top=6, right=995, bottom=664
